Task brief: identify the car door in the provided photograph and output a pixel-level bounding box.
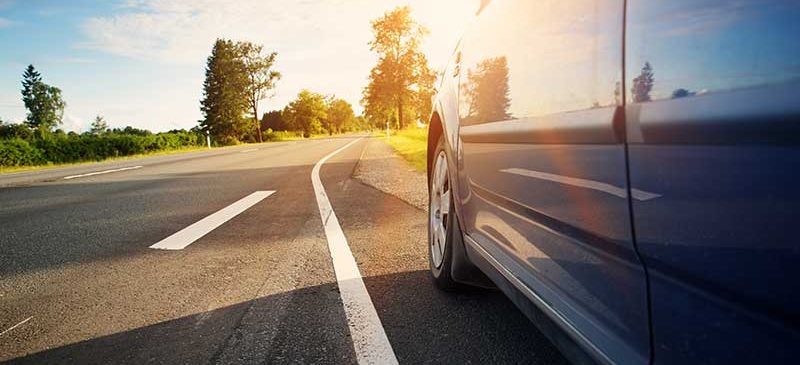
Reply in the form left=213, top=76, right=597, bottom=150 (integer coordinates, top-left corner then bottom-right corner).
left=455, top=1, right=650, bottom=363
left=625, top=1, right=800, bottom=363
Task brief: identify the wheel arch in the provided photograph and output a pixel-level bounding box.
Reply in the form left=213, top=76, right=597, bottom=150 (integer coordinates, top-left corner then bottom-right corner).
left=427, top=103, right=494, bottom=289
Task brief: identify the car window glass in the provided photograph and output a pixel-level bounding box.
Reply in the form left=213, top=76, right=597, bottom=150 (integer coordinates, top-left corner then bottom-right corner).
left=627, top=1, right=800, bottom=103
left=458, top=0, right=623, bottom=125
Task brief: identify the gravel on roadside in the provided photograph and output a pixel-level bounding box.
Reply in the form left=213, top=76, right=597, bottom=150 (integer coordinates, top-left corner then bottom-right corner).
left=353, top=137, right=428, bottom=211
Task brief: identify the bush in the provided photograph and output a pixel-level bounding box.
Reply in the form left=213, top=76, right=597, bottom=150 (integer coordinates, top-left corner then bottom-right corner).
left=0, top=130, right=205, bottom=167
left=217, top=135, right=240, bottom=146
left=263, top=129, right=303, bottom=141
left=0, top=139, right=45, bottom=166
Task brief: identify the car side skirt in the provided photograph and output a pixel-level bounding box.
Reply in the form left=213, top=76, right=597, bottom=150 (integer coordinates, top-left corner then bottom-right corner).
left=463, top=234, right=608, bottom=365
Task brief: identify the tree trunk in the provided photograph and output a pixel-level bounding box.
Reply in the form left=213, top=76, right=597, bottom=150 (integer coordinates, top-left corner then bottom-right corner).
left=397, top=97, right=404, bottom=130
left=253, top=104, right=262, bottom=143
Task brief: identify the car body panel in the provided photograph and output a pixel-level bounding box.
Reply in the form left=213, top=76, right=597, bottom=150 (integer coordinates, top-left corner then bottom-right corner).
left=430, top=1, right=800, bottom=364
left=626, top=1, right=800, bottom=363
left=452, top=1, right=650, bottom=363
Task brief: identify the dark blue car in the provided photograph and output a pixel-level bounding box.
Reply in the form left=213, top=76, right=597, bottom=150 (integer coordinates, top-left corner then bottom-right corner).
left=426, top=1, right=800, bottom=363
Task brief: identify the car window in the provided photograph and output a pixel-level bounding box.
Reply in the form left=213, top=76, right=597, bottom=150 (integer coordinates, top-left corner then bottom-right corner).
left=627, top=0, right=800, bottom=103
left=458, top=0, right=623, bottom=126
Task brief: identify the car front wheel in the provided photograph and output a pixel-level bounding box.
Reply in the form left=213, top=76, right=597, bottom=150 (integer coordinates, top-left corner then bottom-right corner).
left=428, top=137, right=463, bottom=290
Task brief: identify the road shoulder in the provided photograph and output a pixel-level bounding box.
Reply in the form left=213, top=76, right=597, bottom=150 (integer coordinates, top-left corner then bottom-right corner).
left=353, top=137, right=427, bottom=211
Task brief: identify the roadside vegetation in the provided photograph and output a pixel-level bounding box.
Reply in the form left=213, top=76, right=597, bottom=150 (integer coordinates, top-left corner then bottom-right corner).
left=0, top=66, right=208, bottom=168
left=382, top=127, right=428, bottom=172
left=2, top=5, right=436, bottom=170
left=363, top=6, right=434, bottom=173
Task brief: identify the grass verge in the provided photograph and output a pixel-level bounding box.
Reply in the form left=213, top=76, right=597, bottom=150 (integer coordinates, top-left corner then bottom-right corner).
left=380, top=127, right=428, bottom=172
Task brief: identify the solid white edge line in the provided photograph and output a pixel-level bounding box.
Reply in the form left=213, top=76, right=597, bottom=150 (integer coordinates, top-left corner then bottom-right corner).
left=0, top=316, right=33, bottom=337
left=149, top=190, right=275, bottom=250
left=63, top=165, right=143, bottom=180
left=501, top=167, right=661, bottom=201
left=311, top=138, right=399, bottom=365
left=240, top=148, right=259, bottom=153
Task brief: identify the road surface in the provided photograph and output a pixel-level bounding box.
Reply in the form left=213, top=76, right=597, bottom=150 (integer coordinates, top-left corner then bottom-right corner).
left=0, top=137, right=567, bottom=364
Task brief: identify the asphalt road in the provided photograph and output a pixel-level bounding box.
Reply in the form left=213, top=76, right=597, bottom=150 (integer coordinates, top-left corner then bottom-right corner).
left=0, top=137, right=567, bottom=364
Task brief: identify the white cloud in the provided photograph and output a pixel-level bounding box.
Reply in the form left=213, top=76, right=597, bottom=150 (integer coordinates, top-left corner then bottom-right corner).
left=63, top=112, right=90, bottom=133
left=78, top=0, right=478, bottom=124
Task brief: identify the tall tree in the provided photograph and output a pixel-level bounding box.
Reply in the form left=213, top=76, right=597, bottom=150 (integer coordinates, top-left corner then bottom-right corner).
left=240, top=42, right=280, bottom=143
left=283, top=90, right=328, bottom=138
left=362, top=6, right=433, bottom=129
left=200, top=39, right=249, bottom=143
left=326, top=98, right=356, bottom=135
left=21, top=64, right=66, bottom=132
left=90, top=115, right=109, bottom=135
left=631, top=62, right=655, bottom=103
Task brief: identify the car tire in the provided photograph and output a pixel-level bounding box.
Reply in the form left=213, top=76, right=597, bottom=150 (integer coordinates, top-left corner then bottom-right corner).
left=428, top=136, right=466, bottom=291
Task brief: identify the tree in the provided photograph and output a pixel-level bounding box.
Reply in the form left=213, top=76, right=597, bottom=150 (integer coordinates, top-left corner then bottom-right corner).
left=21, top=64, right=66, bottom=132
left=0, top=119, right=34, bottom=140
left=199, top=39, right=249, bottom=144
left=112, top=126, right=151, bottom=136
left=362, top=6, right=434, bottom=129
left=325, top=98, right=356, bottom=135
left=283, top=90, right=328, bottom=137
left=90, top=115, right=109, bottom=135
left=261, top=110, right=288, bottom=131
left=671, top=88, right=695, bottom=99
left=240, top=42, right=280, bottom=143
left=631, top=62, right=655, bottom=103
left=462, top=56, right=512, bottom=124
left=415, top=66, right=437, bottom=124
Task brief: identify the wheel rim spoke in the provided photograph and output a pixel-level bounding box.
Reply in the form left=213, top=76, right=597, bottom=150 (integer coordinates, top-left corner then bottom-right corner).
left=430, top=151, right=449, bottom=269
left=441, top=189, right=450, bottom=216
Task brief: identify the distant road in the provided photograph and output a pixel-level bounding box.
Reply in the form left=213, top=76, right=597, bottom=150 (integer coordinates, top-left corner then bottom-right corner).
left=0, top=137, right=566, bottom=364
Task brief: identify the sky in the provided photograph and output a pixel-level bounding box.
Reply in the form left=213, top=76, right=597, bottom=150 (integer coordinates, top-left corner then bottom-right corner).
left=0, top=0, right=478, bottom=132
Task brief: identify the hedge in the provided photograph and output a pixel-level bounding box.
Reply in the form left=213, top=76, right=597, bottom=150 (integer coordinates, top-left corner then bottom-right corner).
left=0, top=131, right=204, bottom=167
left=0, top=139, right=45, bottom=166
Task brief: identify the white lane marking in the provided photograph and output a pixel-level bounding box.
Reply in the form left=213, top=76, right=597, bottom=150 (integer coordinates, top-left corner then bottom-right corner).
left=63, top=165, right=143, bottom=180
left=0, top=316, right=33, bottom=337
left=501, top=167, right=661, bottom=201
left=149, top=190, right=275, bottom=250
left=312, top=138, right=399, bottom=365
left=240, top=148, right=259, bottom=153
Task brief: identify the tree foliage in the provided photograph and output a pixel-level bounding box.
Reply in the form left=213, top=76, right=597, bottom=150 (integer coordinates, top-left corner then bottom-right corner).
left=240, top=42, right=281, bottom=142
left=326, top=98, right=356, bottom=135
left=199, top=39, right=281, bottom=144
left=462, top=56, right=512, bottom=124
left=90, top=115, right=109, bottom=135
left=200, top=39, right=249, bottom=144
left=21, top=64, right=66, bottom=132
left=632, top=62, right=655, bottom=103
left=261, top=110, right=288, bottom=132
left=362, top=6, right=434, bottom=129
left=283, top=90, right=328, bottom=137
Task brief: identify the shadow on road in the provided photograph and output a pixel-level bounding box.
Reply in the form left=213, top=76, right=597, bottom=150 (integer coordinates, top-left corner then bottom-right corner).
left=4, top=271, right=567, bottom=365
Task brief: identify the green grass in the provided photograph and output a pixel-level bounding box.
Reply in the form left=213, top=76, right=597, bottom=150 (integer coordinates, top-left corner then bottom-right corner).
left=381, top=127, right=428, bottom=172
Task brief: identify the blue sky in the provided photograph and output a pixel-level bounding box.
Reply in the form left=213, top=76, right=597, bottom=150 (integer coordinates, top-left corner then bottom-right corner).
left=0, top=0, right=477, bottom=132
